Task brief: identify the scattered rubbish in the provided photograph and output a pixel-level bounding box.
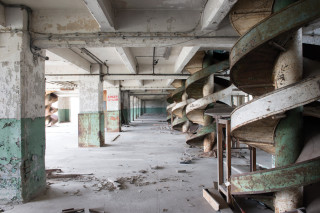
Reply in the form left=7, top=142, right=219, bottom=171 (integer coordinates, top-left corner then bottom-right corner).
left=46, top=169, right=93, bottom=179
left=138, top=189, right=143, bottom=193
left=112, top=134, right=120, bottom=142
left=73, top=190, right=81, bottom=196
left=177, top=169, right=186, bottom=173
left=151, top=165, right=164, bottom=170
left=139, top=170, right=147, bottom=173
left=180, top=160, right=192, bottom=164
left=163, top=209, right=168, bottom=212
left=89, top=208, right=106, bottom=213
left=62, top=208, right=85, bottom=213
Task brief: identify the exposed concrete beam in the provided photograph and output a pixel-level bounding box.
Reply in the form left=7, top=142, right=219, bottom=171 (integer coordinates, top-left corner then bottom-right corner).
left=115, top=47, right=137, bottom=74
left=120, top=87, right=175, bottom=91
left=174, top=46, right=200, bottom=74
left=45, top=74, right=190, bottom=81
left=303, top=34, right=320, bottom=46
left=48, top=49, right=91, bottom=72
left=167, top=46, right=200, bottom=86
left=82, top=0, right=115, bottom=31
left=33, top=35, right=238, bottom=49
left=138, top=80, right=144, bottom=87
left=0, top=4, right=5, bottom=27
left=201, top=0, right=238, bottom=30
left=104, top=74, right=189, bottom=80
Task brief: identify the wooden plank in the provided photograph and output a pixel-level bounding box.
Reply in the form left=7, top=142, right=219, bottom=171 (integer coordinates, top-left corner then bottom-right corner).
left=203, top=189, right=220, bottom=211
left=226, top=120, right=232, bottom=203
left=250, top=147, right=257, bottom=172
left=203, top=189, right=233, bottom=213
left=217, top=124, right=224, bottom=185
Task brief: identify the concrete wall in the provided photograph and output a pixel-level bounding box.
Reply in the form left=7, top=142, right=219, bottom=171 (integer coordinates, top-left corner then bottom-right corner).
left=144, top=100, right=166, bottom=114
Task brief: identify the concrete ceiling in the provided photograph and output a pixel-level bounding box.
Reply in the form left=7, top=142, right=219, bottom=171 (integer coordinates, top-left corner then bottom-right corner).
left=3, top=0, right=242, bottom=100
left=110, top=0, right=207, bottom=10
left=2, top=0, right=87, bottom=10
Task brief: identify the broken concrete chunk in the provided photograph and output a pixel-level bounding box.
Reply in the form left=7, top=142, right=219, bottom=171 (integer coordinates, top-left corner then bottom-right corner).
left=151, top=165, right=164, bottom=170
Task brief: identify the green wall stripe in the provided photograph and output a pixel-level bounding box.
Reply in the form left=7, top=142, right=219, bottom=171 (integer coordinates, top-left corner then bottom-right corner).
left=58, top=109, right=70, bottom=122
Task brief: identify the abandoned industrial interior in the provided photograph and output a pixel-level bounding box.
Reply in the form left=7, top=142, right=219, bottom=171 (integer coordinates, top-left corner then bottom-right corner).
left=1, top=0, right=320, bottom=212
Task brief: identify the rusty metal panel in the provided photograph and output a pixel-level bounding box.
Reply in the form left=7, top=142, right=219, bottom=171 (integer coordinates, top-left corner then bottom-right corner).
left=231, top=157, right=320, bottom=195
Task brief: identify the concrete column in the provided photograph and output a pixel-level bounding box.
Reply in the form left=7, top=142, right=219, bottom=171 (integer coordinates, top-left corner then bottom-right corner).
left=122, top=91, right=130, bottom=125
left=0, top=7, right=46, bottom=203
left=106, top=87, right=121, bottom=132
left=134, top=97, right=138, bottom=119
left=58, top=97, right=70, bottom=122
left=130, top=96, right=134, bottom=122
left=78, top=71, right=104, bottom=147
left=138, top=99, right=142, bottom=117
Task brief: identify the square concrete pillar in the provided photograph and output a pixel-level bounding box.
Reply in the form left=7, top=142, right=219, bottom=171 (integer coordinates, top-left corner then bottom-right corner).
left=58, top=97, right=70, bottom=122
left=78, top=75, right=104, bottom=147
left=121, top=91, right=130, bottom=125
left=130, top=96, right=134, bottom=122
left=106, top=87, right=121, bottom=132
left=0, top=8, right=46, bottom=204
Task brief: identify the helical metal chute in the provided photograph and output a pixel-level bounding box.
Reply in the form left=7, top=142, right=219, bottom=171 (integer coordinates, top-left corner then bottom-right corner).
left=228, top=0, right=320, bottom=212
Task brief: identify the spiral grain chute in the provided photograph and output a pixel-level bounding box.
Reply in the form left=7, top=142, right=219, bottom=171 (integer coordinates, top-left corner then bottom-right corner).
left=166, top=93, right=175, bottom=124
left=170, top=82, right=190, bottom=132
left=228, top=0, right=320, bottom=212
left=45, top=91, right=58, bottom=126
left=185, top=51, right=232, bottom=152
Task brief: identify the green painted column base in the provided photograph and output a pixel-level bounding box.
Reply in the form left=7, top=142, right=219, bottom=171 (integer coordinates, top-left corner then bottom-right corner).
left=58, top=109, right=70, bottom=122
left=145, top=107, right=166, bottom=114
left=121, top=109, right=129, bottom=125
left=130, top=108, right=134, bottom=122
left=106, top=111, right=121, bottom=132
left=78, top=112, right=105, bottom=147
left=0, top=117, right=46, bottom=204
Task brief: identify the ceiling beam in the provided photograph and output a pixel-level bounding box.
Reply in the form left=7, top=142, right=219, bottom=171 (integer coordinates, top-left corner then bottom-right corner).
left=33, top=35, right=238, bottom=49
left=82, top=0, right=115, bottom=31
left=201, top=0, right=238, bottom=30
left=303, top=35, right=320, bottom=46
left=121, top=87, right=175, bottom=91
left=48, top=49, right=91, bottom=72
left=45, top=74, right=190, bottom=81
left=115, top=47, right=137, bottom=74
left=115, top=47, right=144, bottom=87
left=166, top=46, right=200, bottom=86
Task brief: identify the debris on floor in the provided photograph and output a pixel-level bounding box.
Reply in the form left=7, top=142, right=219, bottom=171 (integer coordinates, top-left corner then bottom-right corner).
left=46, top=169, right=93, bottom=179
left=180, top=159, right=192, bottom=164
left=62, top=208, right=85, bottom=213
left=151, top=165, right=164, bottom=170
left=177, top=169, right=187, bottom=173
left=89, top=208, right=106, bottom=213
left=111, top=134, right=120, bottom=142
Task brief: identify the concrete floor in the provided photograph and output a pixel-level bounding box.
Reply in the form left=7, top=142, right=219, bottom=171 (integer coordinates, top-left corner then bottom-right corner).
left=3, top=114, right=272, bottom=213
